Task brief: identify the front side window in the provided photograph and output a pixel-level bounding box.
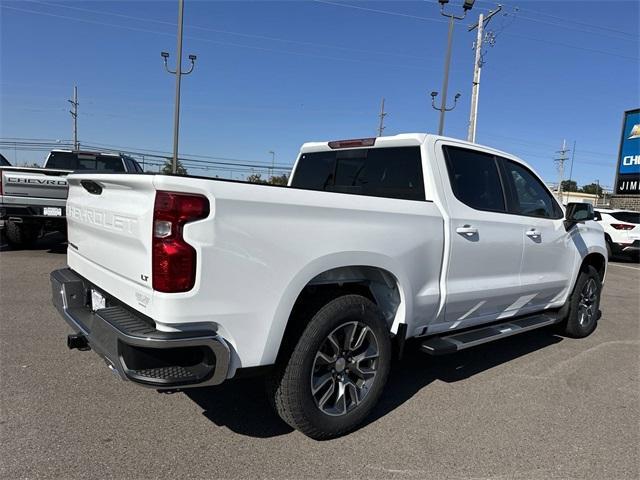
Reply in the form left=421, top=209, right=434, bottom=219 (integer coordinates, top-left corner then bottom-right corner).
left=291, top=147, right=425, bottom=201
left=443, top=146, right=506, bottom=212
left=503, top=160, right=563, bottom=219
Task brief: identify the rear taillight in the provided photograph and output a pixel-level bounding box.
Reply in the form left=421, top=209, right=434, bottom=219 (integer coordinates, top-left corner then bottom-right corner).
left=152, top=191, right=209, bottom=293
left=611, top=223, right=634, bottom=230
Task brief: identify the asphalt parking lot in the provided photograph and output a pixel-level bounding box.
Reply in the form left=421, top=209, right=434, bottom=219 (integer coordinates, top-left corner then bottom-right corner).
left=1, top=235, right=638, bottom=480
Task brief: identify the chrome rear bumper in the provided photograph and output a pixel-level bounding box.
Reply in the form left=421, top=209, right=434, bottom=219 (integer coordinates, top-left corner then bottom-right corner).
left=50, top=268, right=230, bottom=389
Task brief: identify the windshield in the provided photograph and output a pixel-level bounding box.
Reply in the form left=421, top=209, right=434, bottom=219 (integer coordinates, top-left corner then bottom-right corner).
left=46, top=152, right=125, bottom=172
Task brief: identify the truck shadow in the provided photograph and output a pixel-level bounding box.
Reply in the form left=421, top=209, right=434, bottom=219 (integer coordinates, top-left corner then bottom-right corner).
left=0, top=232, right=66, bottom=253
left=185, top=328, right=563, bottom=439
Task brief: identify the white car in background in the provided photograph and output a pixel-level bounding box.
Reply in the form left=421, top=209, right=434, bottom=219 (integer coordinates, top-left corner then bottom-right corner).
left=594, top=208, right=640, bottom=259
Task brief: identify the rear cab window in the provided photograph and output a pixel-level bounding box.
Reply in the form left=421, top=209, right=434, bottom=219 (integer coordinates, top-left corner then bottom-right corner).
left=46, top=152, right=125, bottom=172
left=291, top=146, right=425, bottom=201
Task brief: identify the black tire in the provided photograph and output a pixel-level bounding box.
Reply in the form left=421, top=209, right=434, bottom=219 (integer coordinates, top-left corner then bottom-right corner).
left=558, top=265, right=602, bottom=338
left=5, top=221, right=38, bottom=248
left=268, top=294, right=391, bottom=440
left=606, top=241, right=613, bottom=260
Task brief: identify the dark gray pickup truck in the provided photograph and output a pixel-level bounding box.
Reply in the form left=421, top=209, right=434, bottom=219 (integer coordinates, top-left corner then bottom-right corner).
left=0, top=149, right=143, bottom=247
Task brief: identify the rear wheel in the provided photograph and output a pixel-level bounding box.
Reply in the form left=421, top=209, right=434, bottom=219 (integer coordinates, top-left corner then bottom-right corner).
left=5, top=221, right=38, bottom=248
left=268, top=294, right=391, bottom=440
left=558, top=265, right=602, bottom=338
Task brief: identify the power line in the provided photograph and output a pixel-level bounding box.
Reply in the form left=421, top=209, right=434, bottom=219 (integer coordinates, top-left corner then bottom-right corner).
left=313, top=0, right=447, bottom=23
left=2, top=4, right=437, bottom=72
left=0, top=138, right=293, bottom=171
left=474, top=0, right=638, bottom=38
left=6, top=3, right=635, bottom=64
left=310, top=1, right=638, bottom=60
left=32, top=0, right=424, bottom=60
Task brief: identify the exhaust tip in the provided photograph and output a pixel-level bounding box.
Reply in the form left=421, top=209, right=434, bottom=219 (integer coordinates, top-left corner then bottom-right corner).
left=67, top=333, right=90, bottom=351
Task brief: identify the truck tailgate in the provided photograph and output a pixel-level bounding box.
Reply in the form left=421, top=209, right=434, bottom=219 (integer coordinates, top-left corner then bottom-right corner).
left=66, top=174, right=156, bottom=289
left=1, top=167, right=70, bottom=200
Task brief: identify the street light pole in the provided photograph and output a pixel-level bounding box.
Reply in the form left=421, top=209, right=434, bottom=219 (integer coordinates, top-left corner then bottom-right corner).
left=161, top=0, right=196, bottom=174
left=438, top=15, right=456, bottom=135
left=172, top=0, right=184, bottom=175
left=431, top=0, right=475, bottom=135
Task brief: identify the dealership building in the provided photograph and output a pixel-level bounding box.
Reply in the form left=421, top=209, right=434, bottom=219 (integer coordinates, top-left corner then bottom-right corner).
left=610, top=108, right=640, bottom=211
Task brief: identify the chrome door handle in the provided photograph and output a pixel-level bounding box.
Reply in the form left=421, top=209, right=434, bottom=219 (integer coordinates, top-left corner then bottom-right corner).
left=526, top=229, right=541, bottom=238
left=456, top=225, right=478, bottom=236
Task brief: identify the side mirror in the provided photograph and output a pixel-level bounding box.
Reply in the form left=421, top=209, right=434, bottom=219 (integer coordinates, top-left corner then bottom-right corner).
left=564, top=202, right=594, bottom=230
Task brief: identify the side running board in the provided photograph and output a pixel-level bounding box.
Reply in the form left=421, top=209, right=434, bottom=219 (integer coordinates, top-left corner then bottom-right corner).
left=420, top=313, right=561, bottom=356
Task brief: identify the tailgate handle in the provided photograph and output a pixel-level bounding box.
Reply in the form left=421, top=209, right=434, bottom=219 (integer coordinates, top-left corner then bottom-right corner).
left=81, top=180, right=103, bottom=195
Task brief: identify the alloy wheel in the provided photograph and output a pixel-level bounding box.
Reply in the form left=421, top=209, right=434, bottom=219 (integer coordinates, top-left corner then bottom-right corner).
left=310, top=321, right=380, bottom=416
left=578, top=278, right=598, bottom=326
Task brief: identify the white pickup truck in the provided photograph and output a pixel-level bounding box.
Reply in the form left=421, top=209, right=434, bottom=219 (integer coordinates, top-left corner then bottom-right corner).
left=1, top=150, right=143, bottom=247
left=51, top=134, right=607, bottom=439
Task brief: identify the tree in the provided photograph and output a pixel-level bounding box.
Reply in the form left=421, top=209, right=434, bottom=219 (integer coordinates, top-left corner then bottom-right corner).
left=246, top=173, right=266, bottom=184
left=246, top=173, right=289, bottom=185
left=580, top=183, right=603, bottom=197
left=560, top=180, right=578, bottom=192
left=268, top=174, right=288, bottom=186
left=161, top=158, right=188, bottom=175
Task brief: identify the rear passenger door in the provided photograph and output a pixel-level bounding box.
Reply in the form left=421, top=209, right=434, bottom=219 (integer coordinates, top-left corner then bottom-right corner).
left=499, top=158, right=576, bottom=311
left=439, top=144, right=524, bottom=325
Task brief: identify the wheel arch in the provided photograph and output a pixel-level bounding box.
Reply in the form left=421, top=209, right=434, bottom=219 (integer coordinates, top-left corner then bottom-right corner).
left=261, top=254, right=410, bottom=366
left=580, top=252, right=607, bottom=283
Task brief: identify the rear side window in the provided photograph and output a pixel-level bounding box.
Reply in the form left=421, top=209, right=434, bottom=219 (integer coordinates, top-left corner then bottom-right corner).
left=291, top=147, right=425, bottom=201
left=443, top=146, right=505, bottom=212
left=502, top=160, right=563, bottom=219
left=610, top=211, right=640, bottom=224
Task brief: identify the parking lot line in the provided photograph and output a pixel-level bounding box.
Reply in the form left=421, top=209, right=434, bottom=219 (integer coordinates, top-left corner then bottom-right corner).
left=608, top=263, right=640, bottom=271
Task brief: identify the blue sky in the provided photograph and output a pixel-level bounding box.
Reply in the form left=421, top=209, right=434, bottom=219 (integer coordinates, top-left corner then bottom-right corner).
left=1, top=0, right=638, bottom=188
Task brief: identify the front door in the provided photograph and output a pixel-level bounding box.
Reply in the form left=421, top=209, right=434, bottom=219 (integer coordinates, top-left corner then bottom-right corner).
left=499, top=158, right=576, bottom=312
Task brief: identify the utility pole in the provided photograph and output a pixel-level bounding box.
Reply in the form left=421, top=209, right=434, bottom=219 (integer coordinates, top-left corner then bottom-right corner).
left=431, top=0, right=475, bottom=135
left=269, top=150, right=275, bottom=178
left=555, top=139, right=570, bottom=197
left=161, top=0, right=197, bottom=174
left=68, top=86, right=79, bottom=150
left=377, top=97, right=387, bottom=137
left=567, top=140, right=576, bottom=189
left=467, top=5, right=502, bottom=143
